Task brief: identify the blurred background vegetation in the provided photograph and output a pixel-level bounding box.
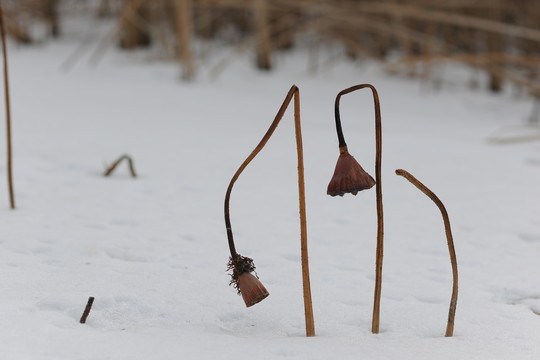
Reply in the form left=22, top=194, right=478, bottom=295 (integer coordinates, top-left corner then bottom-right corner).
left=2, top=0, right=540, bottom=100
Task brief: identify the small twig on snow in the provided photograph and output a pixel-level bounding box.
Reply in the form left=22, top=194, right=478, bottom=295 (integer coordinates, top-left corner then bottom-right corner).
left=80, top=297, right=95, bottom=324
left=104, top=154, right=137, bottom=178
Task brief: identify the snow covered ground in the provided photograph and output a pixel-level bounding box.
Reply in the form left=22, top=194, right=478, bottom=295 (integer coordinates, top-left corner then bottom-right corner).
left=1, top=21, right=540, bottom=360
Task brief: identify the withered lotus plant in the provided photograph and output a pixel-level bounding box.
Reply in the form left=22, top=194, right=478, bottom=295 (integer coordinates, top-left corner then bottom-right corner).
left=395, top=169, right=458, bottom=337
left=327, top=84, right=384, bottom=334
left=0, top=3, right=14, bottom=209
left=224, top=85, right=315, bottom=336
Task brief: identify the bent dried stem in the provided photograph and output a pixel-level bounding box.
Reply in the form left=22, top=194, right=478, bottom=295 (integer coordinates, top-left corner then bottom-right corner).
left=334, top=84, right=384, bottom=334
left=0, top=3, right=14, bottom=209
left=104, top=154, right=137, bottom=178
left=224, top=85, right=315, bottom=336
left=395, top=169, right=458, bottom=337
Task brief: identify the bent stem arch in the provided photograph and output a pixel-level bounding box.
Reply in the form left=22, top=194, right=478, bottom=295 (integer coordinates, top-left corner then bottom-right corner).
left=104, top=154, right=137, bottom=178
left=334, top=84, right=384, bottom=334
left=395, top=169, right=458, bottom=337
left=224, top=85, right=315, bottom=337
left=0, top=3, right=14, bottom=209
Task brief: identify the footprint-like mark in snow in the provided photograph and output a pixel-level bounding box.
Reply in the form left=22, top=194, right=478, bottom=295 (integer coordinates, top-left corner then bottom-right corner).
left=518, top=233, right=540, bottom=243
left=416, top=296, right=444, bottom=305
left=218, top=311, right=250, bottom=332
left=181, top=233, right=196, bottom=242
left=281, top=253, right=299, bottom=263
left=525, top=157, right=540, bottom=167
left=104, top=248, right=149, bottom=263
left=109, top=219, right=139, bottom=227
left=503, top=292, right=540, bottom=317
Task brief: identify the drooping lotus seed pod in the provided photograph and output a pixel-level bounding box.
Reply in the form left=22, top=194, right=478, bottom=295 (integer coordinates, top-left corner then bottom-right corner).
left=227, top=254, right=270, bottom=307
left=237, top=272, right=269, bottom=307
left=327, top=146, right=375, bottom=197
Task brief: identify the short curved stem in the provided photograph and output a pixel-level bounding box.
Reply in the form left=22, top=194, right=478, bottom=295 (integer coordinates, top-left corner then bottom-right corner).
left=104, top=154, right=137, bottom=178
left=335, top=84, right=384, bottom=334
left=0, top=3, right=15, bottom=209
left=395, top=169, right=458, bottom=337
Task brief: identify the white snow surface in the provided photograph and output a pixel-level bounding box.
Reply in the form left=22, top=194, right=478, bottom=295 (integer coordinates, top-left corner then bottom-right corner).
left=1, top=23, right=540, bottom=360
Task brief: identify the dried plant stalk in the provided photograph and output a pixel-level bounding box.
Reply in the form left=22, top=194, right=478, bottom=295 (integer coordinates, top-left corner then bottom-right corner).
left=6, top=1, right=540, bottom=96
left=79, top=296, right=95, bottom=324
left=293, top=87, right=315, bottom=337
left=3, top=11, right=30, bottom=44
left=333, top=84, right=384, bottom=334
left=254, top=0, right=271, bottom=70
left=119, top=0, right=150, bottom=49
left=353, top=2, right=540, bottom=42
left=224, top=85, right=315, bottom=336
left=0, top=2, right=14, bottom=209
left=89, top=0, right=146, bottom=65
left=174, top=0, right=194, bottom=80
left=395, top=169, right=458, bottom=337
left=104, top=154, right=137, bottom=177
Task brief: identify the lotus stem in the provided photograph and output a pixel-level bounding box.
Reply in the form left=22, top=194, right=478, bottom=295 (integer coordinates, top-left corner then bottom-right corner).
left=224, top=85, right=315, bottom=336
left=293, top=88, right=315, bottom=337
left=395, top=169, right=458, bottom=337
left=0, top=3, right=15, bottom=209
left=104, top=154, right=137, bottom=177
left=334, top=84, right=384, bottom=334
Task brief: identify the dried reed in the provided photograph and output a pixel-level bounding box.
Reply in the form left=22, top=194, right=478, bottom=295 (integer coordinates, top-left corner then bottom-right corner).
left=5, top=1, right=540, bottom=94
left=0, top=1, right=14, bottom=209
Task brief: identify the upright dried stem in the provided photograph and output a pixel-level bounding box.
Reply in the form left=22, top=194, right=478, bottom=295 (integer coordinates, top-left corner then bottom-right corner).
left=334, top=84, right=384, bottom=334
left=254, top=0, right=271, bottom=70
left=293, top=89, right=315, bottom=337
left=104, top=154, right=137, bottom=178
left=224, top=85, right=315, bottom=336
left=174, top=0, right=194, bottom=80
left=395, top=169, right=458, bottom=337
left=0, top=2, right=14, bottom=209
left=79, top=297, right=95, bottom=324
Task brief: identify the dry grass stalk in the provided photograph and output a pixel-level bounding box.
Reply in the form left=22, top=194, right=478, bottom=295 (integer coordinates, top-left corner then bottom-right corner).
left=43, top=0, right=60, bottom=37
left=88, top=0, right=146, bottom=65
left=119, top=0, right=151, bottom=49
left=0, top=1, right=15, bottom=209
left=104, top=154, right=137, bottom=177
left=174, top=0, right=194, bottom=80
left=2, top=9, right=30, bottom=43
left=6, top=1, right=540, bottom=95
left=350, top=2, right=540, bottom=42
left=254, top=0, right=271, bottom=70
left=395, top=169, right=458, bottom=337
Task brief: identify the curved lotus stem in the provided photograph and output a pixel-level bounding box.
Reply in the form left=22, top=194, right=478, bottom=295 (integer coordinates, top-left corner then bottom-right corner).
left=0, top=3, right=14, bottom=209
left=395, top=169, right=458, bottom=337
left=224, top=85, right=315, bottom=336
left=333, top=84, right=384, bottom=334
left=104, top=154, right=137, bottom=177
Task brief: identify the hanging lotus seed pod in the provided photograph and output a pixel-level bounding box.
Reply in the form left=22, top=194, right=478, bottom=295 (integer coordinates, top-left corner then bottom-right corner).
left=237, top=272, right=270, bottom=307
left=327, top=146, right=375, bottom=197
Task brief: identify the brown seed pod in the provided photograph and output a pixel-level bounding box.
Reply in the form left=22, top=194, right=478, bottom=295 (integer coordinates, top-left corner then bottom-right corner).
left=327, top=146, right=375, bottom=197
left=237, top=272, right=269, bottom=307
